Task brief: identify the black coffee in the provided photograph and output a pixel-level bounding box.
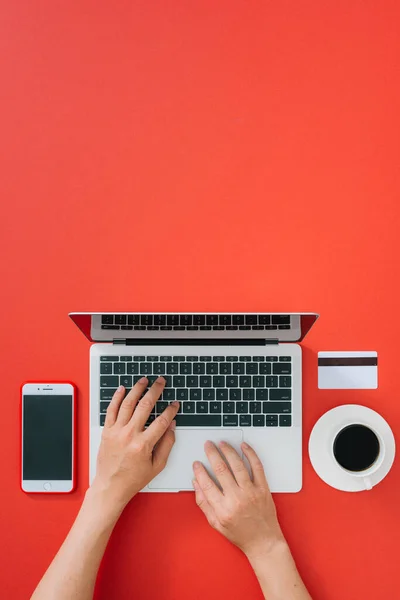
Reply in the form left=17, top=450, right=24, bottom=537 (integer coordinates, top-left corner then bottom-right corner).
left=333, top=424, right=380, bottom=472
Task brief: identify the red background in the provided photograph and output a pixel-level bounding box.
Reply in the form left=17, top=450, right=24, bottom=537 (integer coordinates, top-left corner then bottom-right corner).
left=1, top=1, right=399, bottom=598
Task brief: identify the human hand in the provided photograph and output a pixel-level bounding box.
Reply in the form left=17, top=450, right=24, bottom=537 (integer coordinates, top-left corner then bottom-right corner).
left=193, top=441, right=286, bottom=559
left=91, top=377, right=179, bottom=510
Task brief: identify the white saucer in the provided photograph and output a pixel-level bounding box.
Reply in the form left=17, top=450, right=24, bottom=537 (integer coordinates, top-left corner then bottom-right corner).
left=309, top=405, right=396, bottom=492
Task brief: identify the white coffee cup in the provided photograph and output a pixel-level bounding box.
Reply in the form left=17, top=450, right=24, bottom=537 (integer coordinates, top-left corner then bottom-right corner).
left=331, top=421, right=386, bottom=490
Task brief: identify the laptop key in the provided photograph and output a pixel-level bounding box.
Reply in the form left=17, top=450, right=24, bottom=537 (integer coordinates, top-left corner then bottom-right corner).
left=180, top=363, right=192, bottom=375
left=223, top=415, right=238, bottom=426
left=243, top=389, right=255, bottom=400
left=120, top=376, right=132, bottom=387
left=127, top=363, right=139, bottom=374
left=220, top=315, right=231, bottom=325
left=253, top=415, right=265, bottom=427
left=100, top=363, right=113, bottom=374
left=100, top=388, right=116, bottom=400
left=259, top=315, right=271, bottom=325
left=140, top=363, right=152, bottom=375
left=120, top=356, right=133, bottom=361
left=237, top=402, right=248, bottom=413
left=187, top=376, right=199, bottom=387
left=226, top=356, right=238, bottom=361
left=253, top=376, right=265, bottom=387
left=196, top=402, right=208, bottom=413
left=100, top=376, right=119, bottom=387
left=272, top=315, right=291, bottom=325
left=193, top=315, right=206, bottom=325
left=270, top=389, right=292, bottom=401
left=100, top=414, right=106, bottom=426
left=216, top=389, right=228, bottom=400
left=213, top=356, right=225, bottom=362
left=263, top=402, right=291, bottom=414
left=101, top=325, right=119, bottom=330
left=279, top=415, right=292, bottom=427
left=176, top=389, right=189, bottom=401
left=213, top=376, right=225, bottom=388
left=183, top=402, right=195, bottom=413
left=167, top=315, right=180, bottom=325
left=229, top=389, right=241, bottom=401
left=259, top=363, right=272, bottom=375
left=210, top=402, right=222, bottom=413
left=141, top=315, right=153, bottom=326
left=239, top=414, right=251, bottom=426
left=200, top=326, right=212, bottom=330
left=164, top=389, right=176, bottom=400
left=206, top=363, right=219, bottom=374
left=167, top=363, right=179, bottom=374
left=239, top=376, right=252, bottom=387
left=154, top=315, right=166, bottom=326
left=102, top=315, right=114, bottom=324
left=206, top=315, right=219, bottom=325
left=239, top=325, right=251, bottom=330
left=173, top=356, right=185, bottom=361
left=173, top=326, right=185, bottom=330
left=233, top=315, right=245, bottom=325
left=273, top=363, right=292, bottom=375
left=266, top=416, right=278, bottom=427
left=253, top=356, right=265, bottom=362
left=245, top=315, right=257, bottom=325
left=114, top=363, right=126, bottom=375
left=250, top=402, right=262, bottom=414
left=193, top=363, right=206, bottom=374
left=153, top=363, right=166, bottom=375
left=127, top=315, right=140, bottom=325
left=279, top=356, right=292, bottom=362
left=173, top=376, right=185, bottom=387
left=101, top=356, right=119, bottom=362
left=220, top=363, right=232, bottom=375
left=100, top=401, right=110, bottom=413
left=190, top=389, right=202, bottom=400
left=160, top=356, right=172, bottom=361
left=246, top=363, right=258, bottom=374
left=200, top=376, right=212, bottom=387
left=279, top=376, right=292, bottom=388
left=145, top=415, right=156, bottom=427
left=223, top=402, right=235, bottom=414
left=180, top=315, right=192, bottom=326
left=156, top=401, right=168, bottom=413
left=203, top=389, right=215, bottom=400
left=226, top=376, right=238, bottom=387
left=240, top=357, right=252, bottom=363
left=175, top=415, right=221, bottom=426
left=256, top=389, right=269, bottom=401
left=266, top=376, right=278, bottom=387
left=233, top=363, right=245, bottom=374
left=200, top=356, right=212, bottom=361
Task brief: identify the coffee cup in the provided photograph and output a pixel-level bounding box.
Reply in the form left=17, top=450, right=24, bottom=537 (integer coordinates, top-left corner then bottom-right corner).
left=331, top=422, right=385, bottom=490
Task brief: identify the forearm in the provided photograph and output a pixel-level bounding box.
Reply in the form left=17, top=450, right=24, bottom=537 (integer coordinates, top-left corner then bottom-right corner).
left=246, top=540, right=312, bottom=600
left=31, top=488, right=125, bottom=600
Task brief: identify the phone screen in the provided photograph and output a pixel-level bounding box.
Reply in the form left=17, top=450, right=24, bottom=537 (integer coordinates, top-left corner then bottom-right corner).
left=23, top=395, right=73, bottom=480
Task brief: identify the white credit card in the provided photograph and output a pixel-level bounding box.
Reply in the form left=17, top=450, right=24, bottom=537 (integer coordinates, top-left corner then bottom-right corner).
left=318, top=351, right=378, bottom=389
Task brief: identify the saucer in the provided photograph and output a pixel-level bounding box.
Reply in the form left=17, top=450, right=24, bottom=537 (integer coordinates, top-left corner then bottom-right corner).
left=308, top=405, right=396, bottom=492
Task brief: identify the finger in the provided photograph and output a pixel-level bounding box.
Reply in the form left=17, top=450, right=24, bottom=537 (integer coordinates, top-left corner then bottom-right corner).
left=204, top=440, right=237, bottom=492
left=152, top=419, right=177, bottom=473
left=218, top=441, right=251, bottom=488
left=116, top=377, right=148, bottom=426
left=241, top=442, right=269, bottom=489
left=104, top=385, right=125, bottom=427
left=144, top=401, right=179, bottom=445
left=193, top=460, right=223, bottom=507
left=193, top=479, right=218, bottom=527
left=130, top=376, right=166, bottom=430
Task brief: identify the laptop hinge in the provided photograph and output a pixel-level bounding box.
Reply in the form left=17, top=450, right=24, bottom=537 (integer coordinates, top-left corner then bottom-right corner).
left=113, top=338, right=279, bottom=346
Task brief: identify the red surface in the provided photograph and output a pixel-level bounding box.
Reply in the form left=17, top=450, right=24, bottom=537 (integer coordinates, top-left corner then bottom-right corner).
left=1, top=1, right=399, bottom=598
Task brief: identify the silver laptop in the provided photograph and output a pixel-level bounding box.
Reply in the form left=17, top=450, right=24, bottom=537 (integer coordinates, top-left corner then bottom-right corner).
left=69, top=312, right=318, bottom=493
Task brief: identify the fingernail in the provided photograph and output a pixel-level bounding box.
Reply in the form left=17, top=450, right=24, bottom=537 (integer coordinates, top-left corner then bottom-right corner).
left=193, top=461, right=201, bottom=470
left=117, top=385, right=124, bottom=392
left=242, top=441, right=249, bottom=449
left=139, top=377, right=148, bottom=383
left=192, top=479, right=199, bottom=490
left=156, top=376, right=166, bottom=383
left=169, top=420, right=176, bottom=431
left=171, top=401, right=179, bottom=407
left=219, top=440, right=226, bottom=446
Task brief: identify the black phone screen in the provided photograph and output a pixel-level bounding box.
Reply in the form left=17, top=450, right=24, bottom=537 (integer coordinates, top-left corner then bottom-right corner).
left=23, top=395, right=73, bottom=480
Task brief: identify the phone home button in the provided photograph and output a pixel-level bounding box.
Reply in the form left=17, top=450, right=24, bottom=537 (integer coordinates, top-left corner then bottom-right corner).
left=43, top=482, right=52, bottom=491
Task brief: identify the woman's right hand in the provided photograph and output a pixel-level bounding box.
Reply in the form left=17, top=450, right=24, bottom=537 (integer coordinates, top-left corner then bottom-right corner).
left=192, top=441, right=286, bottom=559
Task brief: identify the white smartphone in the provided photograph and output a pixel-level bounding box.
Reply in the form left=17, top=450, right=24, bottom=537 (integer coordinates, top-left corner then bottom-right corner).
left=21, top=382, right=76, bottom=493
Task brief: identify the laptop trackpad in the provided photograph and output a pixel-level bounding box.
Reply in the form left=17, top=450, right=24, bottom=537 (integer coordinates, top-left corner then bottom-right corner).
left=149, top=429, right=244, bottom=491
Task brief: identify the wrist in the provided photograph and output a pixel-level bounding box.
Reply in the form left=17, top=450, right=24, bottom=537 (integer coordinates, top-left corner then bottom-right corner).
left=244, top=534, right=289, bottom=564
left=84, top=483, right=130, bottom=524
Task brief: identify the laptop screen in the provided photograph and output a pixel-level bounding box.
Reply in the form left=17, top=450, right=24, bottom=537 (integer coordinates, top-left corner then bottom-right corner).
left=69, top=313, right=318, bottom=343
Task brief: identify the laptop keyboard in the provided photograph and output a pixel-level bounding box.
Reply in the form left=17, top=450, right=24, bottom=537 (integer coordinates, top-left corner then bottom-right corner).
left=100, top=314, right=291, bottom=331
left=99, top=355, right=292, bottom=428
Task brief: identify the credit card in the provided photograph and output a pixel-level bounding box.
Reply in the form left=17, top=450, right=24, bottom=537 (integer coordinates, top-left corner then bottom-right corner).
left=318, top=351, right=378, bottom=389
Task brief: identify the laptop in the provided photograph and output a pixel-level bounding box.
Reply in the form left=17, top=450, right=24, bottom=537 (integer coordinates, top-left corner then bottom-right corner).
left=69, top=312, right=318, bottom=493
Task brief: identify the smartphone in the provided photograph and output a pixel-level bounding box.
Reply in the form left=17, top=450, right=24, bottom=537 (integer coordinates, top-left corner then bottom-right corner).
left=21, top=382, right=76, bottom=493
